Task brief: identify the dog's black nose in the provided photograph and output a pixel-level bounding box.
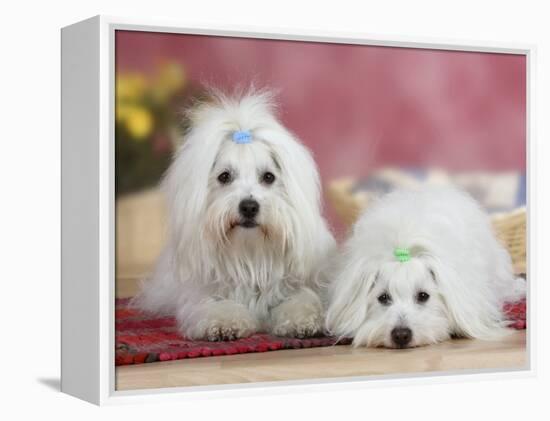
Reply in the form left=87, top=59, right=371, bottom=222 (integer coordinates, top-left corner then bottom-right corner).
left=239, top=199, right=260, bottom=219
left=391, top=327, right=412, bottom=348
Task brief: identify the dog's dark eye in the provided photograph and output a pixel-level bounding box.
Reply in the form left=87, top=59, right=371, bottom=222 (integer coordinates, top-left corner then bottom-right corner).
left=378, top=293, right=391, bottom=305
left=416, top=291, right=430, bottom=303
left=262, top=172, right=276, bottom=185
left=217, top=171, right=232, bottom=185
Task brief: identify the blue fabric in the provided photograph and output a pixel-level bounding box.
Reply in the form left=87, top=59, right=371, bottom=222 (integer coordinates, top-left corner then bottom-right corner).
left=353, top=168, right=526, bottom=213
left=516, top=173, right=527, bottom=207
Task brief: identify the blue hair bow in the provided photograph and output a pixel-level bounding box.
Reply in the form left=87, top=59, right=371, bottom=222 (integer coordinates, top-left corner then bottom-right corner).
left=232, top=130, right=252, bottom=144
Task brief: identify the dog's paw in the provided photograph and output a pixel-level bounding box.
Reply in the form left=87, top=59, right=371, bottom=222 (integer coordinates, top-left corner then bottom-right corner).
left=189, top=301, right=258, bottom=341
left=203, top=317, right=257, bottom=341
left=271, top=316, right=322, bottom=338
left=270, top=291, right=324, bottom=338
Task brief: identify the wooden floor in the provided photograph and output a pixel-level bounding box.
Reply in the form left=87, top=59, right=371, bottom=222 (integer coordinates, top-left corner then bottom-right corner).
left=116, top=329, right=526, bottom=391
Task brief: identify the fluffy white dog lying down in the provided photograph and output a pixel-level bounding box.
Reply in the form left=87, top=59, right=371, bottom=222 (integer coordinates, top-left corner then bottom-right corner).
left=326, top=187, right=525, bottom=348
left=133, top=89, right=335, bottom=341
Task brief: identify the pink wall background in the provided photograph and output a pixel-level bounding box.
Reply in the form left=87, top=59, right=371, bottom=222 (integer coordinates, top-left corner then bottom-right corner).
left=116, top=30, right=526, bottom=234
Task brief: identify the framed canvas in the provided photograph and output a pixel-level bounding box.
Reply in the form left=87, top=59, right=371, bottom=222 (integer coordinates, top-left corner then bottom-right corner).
left=61, top=15, right=534, bottom=405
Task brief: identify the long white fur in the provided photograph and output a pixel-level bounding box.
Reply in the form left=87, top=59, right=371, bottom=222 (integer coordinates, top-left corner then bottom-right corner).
left=133, top=88, right=335, bottom=340
left=325, top=187, right=525, bottom=348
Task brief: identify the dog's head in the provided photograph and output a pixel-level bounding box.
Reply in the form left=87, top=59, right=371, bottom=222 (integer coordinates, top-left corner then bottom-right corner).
left=356, top=259, right=451, bottom=348
left=326, top=245, right=508, bottom=349
left=163, top=88, right=327, bottom=280
left=326, top=251, right=452, bottom=349
left=205, top=133, right=291, bottom=245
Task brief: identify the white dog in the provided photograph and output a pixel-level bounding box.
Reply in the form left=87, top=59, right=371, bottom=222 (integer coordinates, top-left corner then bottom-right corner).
left=133, top=89, right=335, bottom=341
left=325, top=187, right=525, bottom=348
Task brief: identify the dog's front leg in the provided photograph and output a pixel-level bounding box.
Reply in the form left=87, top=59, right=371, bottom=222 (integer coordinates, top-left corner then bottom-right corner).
left=269, top=288, right=324, bottom=338
left=179, top=299, right=258, bottom=341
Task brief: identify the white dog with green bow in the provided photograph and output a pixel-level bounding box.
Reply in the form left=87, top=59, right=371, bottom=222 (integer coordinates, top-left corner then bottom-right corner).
left=326, top=187, right=525, bottom=348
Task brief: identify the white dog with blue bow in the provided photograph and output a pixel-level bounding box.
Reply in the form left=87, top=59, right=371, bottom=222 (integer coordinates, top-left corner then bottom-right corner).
left=134, top=89, right=335, bottom=341
left=326, top=187, right=525, bottom=348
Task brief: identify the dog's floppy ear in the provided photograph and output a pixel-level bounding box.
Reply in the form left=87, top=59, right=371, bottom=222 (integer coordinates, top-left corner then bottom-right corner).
left=429, top=259, right=508, bottom=339
left=162, top=116, right=227, bottom=277
left=325, top=252, right=378, bottom=338
left=260, top=124, right=333, bottom=277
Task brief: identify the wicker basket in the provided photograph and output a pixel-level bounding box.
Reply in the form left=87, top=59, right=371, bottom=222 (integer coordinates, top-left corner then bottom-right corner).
left=327, top=178, right=527, bottom=275
left=492, top=208, right=527, bottom=274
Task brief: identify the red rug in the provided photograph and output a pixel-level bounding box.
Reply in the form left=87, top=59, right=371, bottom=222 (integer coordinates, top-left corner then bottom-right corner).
left=115, top=297, right=526, bottom=365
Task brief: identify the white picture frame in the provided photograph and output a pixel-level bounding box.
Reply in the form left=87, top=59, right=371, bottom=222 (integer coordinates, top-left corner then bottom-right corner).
left=61, top=15, right=535, bottom=405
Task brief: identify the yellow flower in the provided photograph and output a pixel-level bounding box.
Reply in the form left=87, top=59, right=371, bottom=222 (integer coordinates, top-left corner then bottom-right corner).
left=158, top=61, right=186, bottom=91
left=116, top=73, right=148, bottom=101
left=116, top=102, right=132, bottom=123
left=125, top=106, right=153, bottom=140
left=152, top=62, right=186, bottom=103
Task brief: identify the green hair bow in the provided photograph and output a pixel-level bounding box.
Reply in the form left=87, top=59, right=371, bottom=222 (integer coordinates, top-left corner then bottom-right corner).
left=394, top=247, right=411, bottom=262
